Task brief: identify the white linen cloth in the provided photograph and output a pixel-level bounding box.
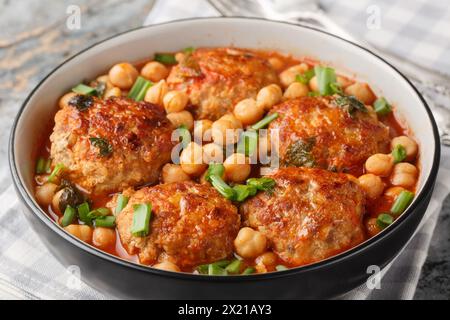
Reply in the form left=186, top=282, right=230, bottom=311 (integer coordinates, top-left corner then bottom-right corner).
left=1, top=0, right=449, bottom=300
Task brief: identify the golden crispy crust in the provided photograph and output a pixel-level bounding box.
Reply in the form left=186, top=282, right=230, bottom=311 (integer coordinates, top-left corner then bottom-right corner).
left=114, top=182, right=240, bottom=268
left=269, top=96, right=390, bottom=172
left=50, top=97, right=174, bottom=195
left=240, top=167, right=365, bottom=266
left=167, top=48, right=279, bottom=120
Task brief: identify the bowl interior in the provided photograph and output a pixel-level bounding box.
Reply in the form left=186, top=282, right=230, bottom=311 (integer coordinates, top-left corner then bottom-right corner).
left=12, top=17, right=437, bottom=263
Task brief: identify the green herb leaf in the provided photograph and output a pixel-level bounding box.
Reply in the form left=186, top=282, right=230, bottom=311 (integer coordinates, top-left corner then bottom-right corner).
left=68, top=94, right=94, bottom=111
left=89, top=137, right=113, bottom=157
left=284, top=137, right=316, bottom=167
left=333, top=95, right=367, bottom=115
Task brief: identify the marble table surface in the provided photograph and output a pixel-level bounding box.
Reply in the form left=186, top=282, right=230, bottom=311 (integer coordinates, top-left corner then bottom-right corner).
left=1, top=0, right=448, bottom=299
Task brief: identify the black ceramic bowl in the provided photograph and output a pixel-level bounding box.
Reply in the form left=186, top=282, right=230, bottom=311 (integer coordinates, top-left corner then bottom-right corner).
left=9, top=18, right=440, bottom=299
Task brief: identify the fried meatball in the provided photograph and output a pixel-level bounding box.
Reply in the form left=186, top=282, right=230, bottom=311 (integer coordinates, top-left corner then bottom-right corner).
left=240, top=167, right=365, bottom=266
left=50, top=96, right=174, bottom=195
left=167, top=48, right=279, bottom=120
left=269, top=96, right=389, bottom=172
left=114, top=182, right=240, bottom=268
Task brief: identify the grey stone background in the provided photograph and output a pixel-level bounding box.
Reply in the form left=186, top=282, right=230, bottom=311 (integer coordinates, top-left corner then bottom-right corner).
left=0, top=0, right=448, bottom=299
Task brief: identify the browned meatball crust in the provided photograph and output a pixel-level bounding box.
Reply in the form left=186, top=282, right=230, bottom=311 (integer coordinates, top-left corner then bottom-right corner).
left=240, top=167, right=365, bottom=266
left=50, top=96, right=174, bottom=195
left=269, top=96, right=390, bottom=173
left=114, top=182, right=240, bottom=268
left=167, top=47, right=279, bottom=120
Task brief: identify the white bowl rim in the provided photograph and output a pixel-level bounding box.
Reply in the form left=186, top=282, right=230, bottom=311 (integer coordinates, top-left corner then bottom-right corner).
left=8, top=17, right=441, bottom=280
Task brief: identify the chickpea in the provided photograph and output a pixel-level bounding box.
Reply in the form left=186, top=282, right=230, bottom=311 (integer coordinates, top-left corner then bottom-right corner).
left=108, top=63, right=139, bottom=89
left=202, top=143, right=224, bottom=164
left=366, top=218, right=381, bottom=237
left=93, top=227, right=116, bottom=250
left=59, top=92, right=77, bottom=109
left=180, top=142, right=207, bottom=176
left=211, top=119, right=239, bottom=145
left=175, top=52, right=185, bottom=63
left=35, top=183, right=58, bottom=207
left=96, top=75, right=114, bottom=91
left=153, top=261, right=180, bottom=272
left=52, top=189, right=65, bottom=215
left=161, top=163, right=191, bottom=183
left=283, top=82, right=309, bottom=99
left=163, top=90, right=189, bottom=113
left=223, top=153, right=251, bottom=183
left=391, top=136, right=418, bottom=161
left=344, top=82, right=376, bottom=105
left=144, top=79, right=168, bottom=105
left=255, top=252, right=277, bottom=267
left=104, top=87, right=122, bottom=99
left=258, top=132, right=271, bottom=157
left=220, top=114, right=243, bottom=129
left=390, top=162, right=418, bottom=188
left=233, top=98, right=264, bottom=126
left=365, top=153, right=394, bottom=177
left=64, top=224, right=93, bottom=243
left=279, top=63, right=309, bottom=88
left=193, top=119, right=213, bottom=142
left=358, top=174, right=385, bottom=200
left=268, top=57, right=284, bottom=71
left=167, top=110, right=194, bottom=130
left=141, top=61, right=169, bottom=82
left=384, top=186, right=406, bottom=199
left=337, top=76, right=353, bottom=89
left=234, top=227, right=267, bottom=258
left=256, top=84, right=282, bottom=110
left=309, top=76, right=318, bottom=92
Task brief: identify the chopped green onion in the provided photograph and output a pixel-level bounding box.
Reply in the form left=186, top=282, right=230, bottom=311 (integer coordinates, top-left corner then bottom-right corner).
left=237, top=130, right=258, bottom=156
left=61, top=205, right=76, bottom=227
left=392, top=144, right=407, bottom=163
left=127, top=76, right=153, bottom=101
left=242, top=267, right=255, bottom=275
left=314, top=65, right=337, bottom=96
left=208, top=264, right=228, bottom=276
left=251, top=113, right=279, bottom=130
left=47, top=163, right=65, bottom=183
left=233, top=184, right=257, bottom=202
left=87, top=207, right=111, bottom=219
left=77, top=202, right=91, bottom=225
left=307, top=91, right=320, bottom=97
left=329, top=82, right=343, bottom=95
left=95, top=216, right=116, bottom=228
left=131, top=203, right=152, bottom=237
left=183, top=46, right=195, bottom=54
left=225, top=260, right=242, bottom=274
left=376, top=213, right=394, bottom=229
left=36, top=157, right=51, bottom=174
left=154, top=53, right=177, bottom=65
left=72, top=84, right=97, bottom=96
left=210, top=175, right=235, bottom=200
left=295, top=69, right=315, bottom=85
left=178, top=125, right=191, bottom=148
left=374, top=97, right=392, bottom=116
left=275, top=265, right=288, bottom=271
left=115, top=194, right=129, bottom=215
left=196, top=264, right=209, bottom=274
left=391, top=191, right=414, bottom=216
left=213, top=260, right=231, bottom=268
left=247, top=177, right=276, bottom=191
left=205, top=163, right=225, bottom=182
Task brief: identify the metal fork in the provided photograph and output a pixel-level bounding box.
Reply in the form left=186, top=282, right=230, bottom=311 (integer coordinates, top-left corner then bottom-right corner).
left=207, top=0, right=450, bottom=145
